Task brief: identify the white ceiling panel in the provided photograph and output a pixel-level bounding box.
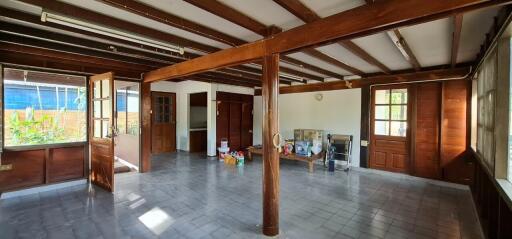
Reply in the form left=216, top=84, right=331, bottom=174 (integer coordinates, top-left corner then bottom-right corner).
left=0, top=0, right=41, bottom=15
left=136, top=0, right=261, bottom=42
left=58, top=0, right=232, bottom=51
left=218, top=0, right=302, bottom=31
left=287, top=52, right=351, bottom=76
left=351, top=33, right=411, bottom=71
left=316, top=44, right=381, bottom=73
left=399, top=18, right=452, bottom=68
left=300, top=0, right=365, bottom=18
left=459, top=7, right=500, bottom=63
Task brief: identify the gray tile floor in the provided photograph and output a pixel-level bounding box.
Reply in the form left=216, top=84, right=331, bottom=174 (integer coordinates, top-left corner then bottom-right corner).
left=0, top=152, right=482, bottom=239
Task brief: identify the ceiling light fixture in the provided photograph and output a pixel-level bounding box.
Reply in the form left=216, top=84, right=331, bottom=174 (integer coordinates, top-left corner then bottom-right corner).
left=279, top=72, right=304, bottom=81
left=41, top=11, right=185, bottom=55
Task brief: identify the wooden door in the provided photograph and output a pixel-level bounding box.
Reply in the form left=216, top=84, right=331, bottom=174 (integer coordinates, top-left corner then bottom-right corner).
left=241, top=101, right=253, bottom=149
left=89, top=72, right=115, bottom=192
left=413, top=83, right=441, bottom=179
left=151, top=92, right=176, bottom=154
left=370, top=86, right=410, bottom=173
left=216, top=99, right=230, bottom=148
left=229, top=102, right=242, bottom=151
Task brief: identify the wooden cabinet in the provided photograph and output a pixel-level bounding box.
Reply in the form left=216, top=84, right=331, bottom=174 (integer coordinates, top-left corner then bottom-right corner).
left=189, top=130, right=207, bottom=152
left=216, top=92, right=253, bottom=152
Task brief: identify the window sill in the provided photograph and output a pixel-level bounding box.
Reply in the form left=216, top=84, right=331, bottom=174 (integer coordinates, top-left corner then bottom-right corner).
left=496, top=179, right=512, bottom=210
left=4, top=142, right=87, bottom=151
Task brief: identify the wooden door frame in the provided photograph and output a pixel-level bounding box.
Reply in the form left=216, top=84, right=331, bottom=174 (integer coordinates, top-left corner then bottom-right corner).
left=369, top=84, right=413, bottom=173
left=150, top=91, right=177, bottom=153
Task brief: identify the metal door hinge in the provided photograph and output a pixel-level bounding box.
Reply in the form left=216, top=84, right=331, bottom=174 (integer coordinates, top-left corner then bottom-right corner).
left=0, top=164, right=13, bottom=171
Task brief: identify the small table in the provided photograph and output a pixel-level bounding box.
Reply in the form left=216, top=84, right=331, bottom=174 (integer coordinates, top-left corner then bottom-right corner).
left=247, top=147, right=325, bottom=173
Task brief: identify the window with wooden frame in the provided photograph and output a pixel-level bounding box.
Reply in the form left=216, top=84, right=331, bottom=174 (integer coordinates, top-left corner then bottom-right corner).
left=374, top=88, right=408, bottom=137
left=476, top=47, right=497, bottom=171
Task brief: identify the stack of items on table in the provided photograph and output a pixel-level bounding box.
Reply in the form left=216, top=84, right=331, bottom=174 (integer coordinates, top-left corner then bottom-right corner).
left=284, top=129, right=324, bottom=157
left=217, top=138, right=245, bottom=166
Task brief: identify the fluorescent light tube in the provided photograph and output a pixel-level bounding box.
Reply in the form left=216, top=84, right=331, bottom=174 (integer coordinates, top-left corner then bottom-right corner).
left=279, top=72, right=304, bottom=81
left=41, top=11, right=185, bottom=55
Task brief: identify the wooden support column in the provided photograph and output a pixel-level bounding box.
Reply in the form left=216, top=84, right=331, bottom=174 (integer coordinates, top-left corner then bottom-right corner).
left=141, top=81, right=151, bottom=172
left=262, top=53, right=280, bottom=236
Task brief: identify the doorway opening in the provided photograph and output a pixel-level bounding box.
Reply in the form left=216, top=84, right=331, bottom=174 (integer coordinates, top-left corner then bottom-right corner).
left=114, top=80, right=140, bottom=174
left=189, top=92, right=207, bottom=153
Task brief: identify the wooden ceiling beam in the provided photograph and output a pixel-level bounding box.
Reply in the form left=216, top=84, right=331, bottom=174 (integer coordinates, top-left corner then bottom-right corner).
left=98, top=0, right=245, bottom=47
left=182, top=0, right=336, bottom=80
left=144, top=0, right=500, bottom=82
left=187, top=75, right=260, bottom=88
left=0, top=42, right=154, bottom=72
left=451, top=14, right=464, bottom=68
left=18, top=0, right=219, bottom=53
left=254, top=67, right=470, bottom=95
left=273, top=0, right=390, bottom=74
left=27, top=0, right=319, bottom=82
left=387, top=29, right=421, bottom=71
left=0, top=50, right=143, bottom=79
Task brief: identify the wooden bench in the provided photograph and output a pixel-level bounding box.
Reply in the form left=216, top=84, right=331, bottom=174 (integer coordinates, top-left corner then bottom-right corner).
left=247, top=147, right=325, bottom=173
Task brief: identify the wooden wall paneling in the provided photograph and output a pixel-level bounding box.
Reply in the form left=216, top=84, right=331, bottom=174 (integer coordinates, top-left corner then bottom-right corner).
left=241, top=97, right=254, bottom=149
left=48, top=146, right=85, bottom=183
left=0, top=150, right=45, bottom=192
left=498, top=196, right=512, bottom=238
left=413, top=82, right=442, bottom=179
left=228, top=102, right=242, bottom=151
left=441, top=80, right=471, bottom=184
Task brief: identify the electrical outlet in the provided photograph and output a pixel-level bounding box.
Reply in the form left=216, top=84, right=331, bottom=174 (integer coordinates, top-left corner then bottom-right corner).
left=361, top=140, right=369, bottom=147
left=0, top=164, right=13, bottom=171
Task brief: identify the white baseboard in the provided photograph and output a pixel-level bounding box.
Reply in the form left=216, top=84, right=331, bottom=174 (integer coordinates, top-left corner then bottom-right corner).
left=1, top=179, right=87, bottom=200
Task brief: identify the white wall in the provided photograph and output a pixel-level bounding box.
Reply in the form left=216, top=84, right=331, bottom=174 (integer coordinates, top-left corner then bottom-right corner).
left=151, top=81, right=254, bottom=156
left=253, top=89, right=362, bottom=167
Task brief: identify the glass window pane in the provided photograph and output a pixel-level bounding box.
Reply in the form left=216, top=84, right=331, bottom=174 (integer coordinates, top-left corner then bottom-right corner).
left=93, top=100, right=101, bottom=118
left=102, top=120, right=110, bottom=138
left=390, top=121, right=407, bottom=137
left=93, top=80, right=100, bottom=99
left=391, top=105, right=407, bottom=120
left=94, top=119, right=101, bottom=138
left=375, top=90, right=389, bottom=104
left=101, top=79, right=110, bottom=98
left=102, top=99, right=111, bottom=119
left=375, top=106, right=389, bottom=120
left=374, top=121, right=389, bottom=135
left=391, top=89, right=407, bottom=104
left=3, top=68, right=87, bottom=146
